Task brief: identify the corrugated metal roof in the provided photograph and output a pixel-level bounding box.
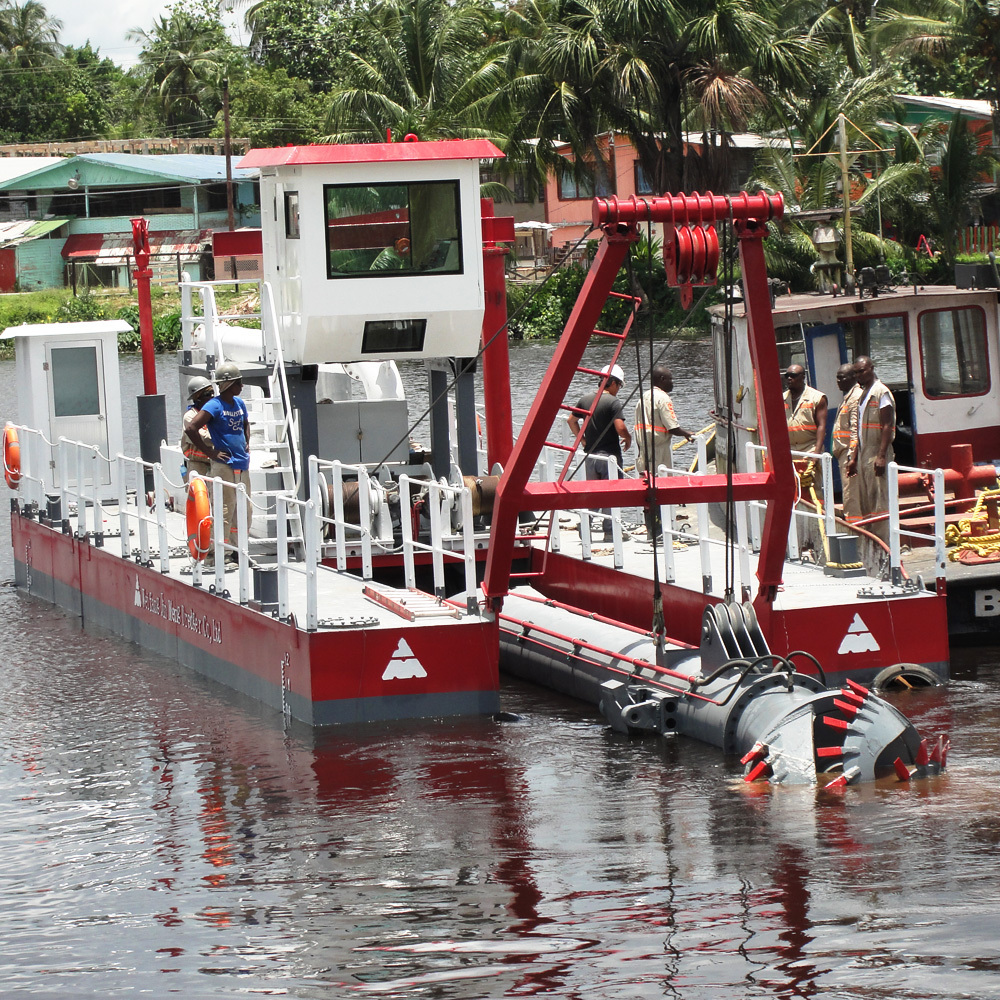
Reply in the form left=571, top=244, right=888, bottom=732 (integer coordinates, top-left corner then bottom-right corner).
left=0, top=153, right=258, bottom=191
left=0, top=157, right=64, bottom=184
left=76, top=153, right=258, bottom=182
left=0, top=217, right=67, bottom=248
left=62, top=229, right=211, bottom=263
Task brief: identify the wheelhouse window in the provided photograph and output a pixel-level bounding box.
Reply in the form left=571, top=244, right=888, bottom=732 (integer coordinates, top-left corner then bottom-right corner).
left=919, top=306, right=990, bottom=397
left=324, top=181, right=463, bottom=278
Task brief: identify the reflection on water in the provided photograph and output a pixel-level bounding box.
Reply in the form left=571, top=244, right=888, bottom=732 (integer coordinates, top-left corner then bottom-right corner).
left=2, top=350, right=1000, bottom=996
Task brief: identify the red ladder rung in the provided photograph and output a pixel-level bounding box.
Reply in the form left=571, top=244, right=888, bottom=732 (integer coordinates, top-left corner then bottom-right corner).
left=543, top=440, right=576, bottom=452
left=592, top=328, right=628, bottom=340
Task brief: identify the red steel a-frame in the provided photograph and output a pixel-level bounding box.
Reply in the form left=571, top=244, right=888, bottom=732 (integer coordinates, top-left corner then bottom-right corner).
left=482, top=191, right=795, bottom=627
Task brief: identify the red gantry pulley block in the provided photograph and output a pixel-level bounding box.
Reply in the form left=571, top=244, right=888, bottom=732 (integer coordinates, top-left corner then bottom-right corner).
left=592, top=192, right=784, bottom=307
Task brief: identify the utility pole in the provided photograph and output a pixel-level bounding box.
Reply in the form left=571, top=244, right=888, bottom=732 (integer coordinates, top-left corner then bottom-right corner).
left=838, top=113, right=854, bottom=291
left=223, top=77, right=235, bottom=232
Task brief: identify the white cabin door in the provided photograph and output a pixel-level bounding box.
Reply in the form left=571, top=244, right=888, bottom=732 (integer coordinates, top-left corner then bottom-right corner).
left=45, top=339, right=110, bottom=484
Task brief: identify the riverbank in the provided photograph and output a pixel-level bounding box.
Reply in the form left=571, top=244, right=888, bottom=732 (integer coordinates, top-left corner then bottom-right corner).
left=0, top=286, right=258, bottom=358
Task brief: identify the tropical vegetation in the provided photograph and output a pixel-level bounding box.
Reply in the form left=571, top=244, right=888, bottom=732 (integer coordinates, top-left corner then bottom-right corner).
left=0, top=0, right=996, bottom=314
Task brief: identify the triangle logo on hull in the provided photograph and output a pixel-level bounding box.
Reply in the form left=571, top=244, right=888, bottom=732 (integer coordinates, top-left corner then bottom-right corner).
left=382, top=637, right=428, bottom=680
left=837, top=613, right=880, bottom=654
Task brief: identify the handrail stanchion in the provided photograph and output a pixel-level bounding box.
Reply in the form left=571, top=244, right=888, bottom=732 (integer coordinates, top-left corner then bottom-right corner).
left=212, top=476, right=225, bottom=588
left=821, top=452, right=836, bottom=540
left=656, top=463, right=675, bottom=583
left=118, top=454, right=129, bottom=557
left=180, top=280, right=193, bottom=350
left=888, top=462, right=902, bottom=585
left=90, top=449, right=102, bottom=545
left=305, top=498, right=318, bottom=630
left=607, top=454, right=623, bottom=568
left=580, top=507, right=593, bottom=560
left=428, top=481, right=445, bottom=597
left=359, top=472, right=373, bottom=580
left=332, top=461, right=346, bottom=571
left=236, top=481, right=249, bottom=604
left=59, top=438, right=70, bottom=534
left=154, top=463, right=169, bottom=573
left=934, top=468, right=947, bottom=592
left=137, top=462, right=150, bottom=562
left=76, top=444, right=87, bottom=540
left=276, top=496, right=289, bottom=620
left=461, top=486, right=477, bottom=612
left=697, top=436, right=712, bottom=593
left=736, top=498, right=751, bottom=600
left=399, top=475, right=416, bottom=589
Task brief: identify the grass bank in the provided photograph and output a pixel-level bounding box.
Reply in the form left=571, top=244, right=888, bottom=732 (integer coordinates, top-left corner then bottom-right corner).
left=0, top=286, right=259, bottom=360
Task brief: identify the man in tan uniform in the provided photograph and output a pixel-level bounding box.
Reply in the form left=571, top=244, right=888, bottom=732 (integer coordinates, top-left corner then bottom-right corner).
left=847, top=355, right=895, bottom=543
left=633, top=365, right=694, bottom=540
left=783, top=364, right=828, bottom=466
left=831, top=363, right=861, bottom=524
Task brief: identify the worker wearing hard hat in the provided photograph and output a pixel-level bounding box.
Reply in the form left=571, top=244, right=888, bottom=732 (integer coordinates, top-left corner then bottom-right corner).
left=186, top=362, right=252, bottom=563
left=179, top=375, right=215, bottom=483
left=566, top=363, right=632, bottom=542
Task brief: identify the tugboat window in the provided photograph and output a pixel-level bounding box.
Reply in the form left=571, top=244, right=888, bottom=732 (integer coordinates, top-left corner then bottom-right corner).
left=919, top=307, right=990, bottom=398
left=324, top=181, right=463, bottom=278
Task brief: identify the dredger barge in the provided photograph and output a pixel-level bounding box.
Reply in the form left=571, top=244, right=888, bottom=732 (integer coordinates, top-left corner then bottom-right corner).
left=3, top=139, right=948, bottom=784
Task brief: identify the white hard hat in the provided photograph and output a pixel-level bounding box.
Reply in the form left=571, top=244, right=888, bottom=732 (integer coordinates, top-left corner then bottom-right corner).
left=600, top=363, right=625, bottom=386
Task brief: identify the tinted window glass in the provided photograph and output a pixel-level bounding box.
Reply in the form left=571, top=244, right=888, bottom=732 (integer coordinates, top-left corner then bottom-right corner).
left=919, top=307, right=990, bottom=397
left=324, top=181, right=462, bottom=278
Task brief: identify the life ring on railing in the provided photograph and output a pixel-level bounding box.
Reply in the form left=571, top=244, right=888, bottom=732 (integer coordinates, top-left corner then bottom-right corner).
left=186, top=476, right=212, bottom=560
left=3, top=423, right=20, bottom=490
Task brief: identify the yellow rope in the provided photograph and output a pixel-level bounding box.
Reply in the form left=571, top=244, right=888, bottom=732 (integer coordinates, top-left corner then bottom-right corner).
left=945, top=486, right=1000, bottom=560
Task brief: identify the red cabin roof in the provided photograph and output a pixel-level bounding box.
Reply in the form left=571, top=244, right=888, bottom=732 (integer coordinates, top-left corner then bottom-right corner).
left=239, top=139, right=504, bottom=169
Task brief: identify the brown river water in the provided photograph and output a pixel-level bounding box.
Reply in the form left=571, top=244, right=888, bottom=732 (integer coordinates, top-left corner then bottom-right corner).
left=2, top=344, right=1000, bottom=997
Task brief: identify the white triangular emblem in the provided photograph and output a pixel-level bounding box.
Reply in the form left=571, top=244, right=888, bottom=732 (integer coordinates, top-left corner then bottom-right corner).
left=134, top=577, right=142, bottom=607
left=382, top=637, right=427, bottom=680
left=837, top=613, right=880, bottom=654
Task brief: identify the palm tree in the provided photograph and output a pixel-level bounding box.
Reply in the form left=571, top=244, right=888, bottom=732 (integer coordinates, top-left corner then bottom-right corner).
left=505, top=0, right=815, bottom=195
left=0, top=0, right=62, bottom=68
left=128, top=8, right=234, bottom=135
left=321, top=0, right=511, bottom=142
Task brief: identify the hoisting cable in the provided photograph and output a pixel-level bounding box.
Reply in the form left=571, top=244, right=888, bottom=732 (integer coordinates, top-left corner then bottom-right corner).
left=367, top=224, right=599, bottom=474
left=722, top=211, right=738, bottom=603
left=627, top=207, right=665, bottom=649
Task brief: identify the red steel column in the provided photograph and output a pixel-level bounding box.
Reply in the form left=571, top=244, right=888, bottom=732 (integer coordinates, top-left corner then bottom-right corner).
left=131, top=217, right=157, bottom=396
left=480, top=199, right=514, bottom=471
left=737, top=218, right=795, bottom=604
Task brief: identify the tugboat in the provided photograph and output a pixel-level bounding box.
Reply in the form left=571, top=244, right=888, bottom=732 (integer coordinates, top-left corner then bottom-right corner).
left=708, top=276, right=1000, bottom=642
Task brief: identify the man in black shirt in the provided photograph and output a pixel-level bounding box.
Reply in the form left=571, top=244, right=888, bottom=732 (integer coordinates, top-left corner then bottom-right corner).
left=566, top=363, right=632, bottom=541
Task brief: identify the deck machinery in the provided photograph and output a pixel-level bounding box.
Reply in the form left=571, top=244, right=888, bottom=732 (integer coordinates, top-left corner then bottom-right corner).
left=483, top=191, right=948, bottom=785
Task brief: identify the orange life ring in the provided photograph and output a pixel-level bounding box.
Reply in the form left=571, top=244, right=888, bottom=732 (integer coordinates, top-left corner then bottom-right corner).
left=186, top=476, right=212, bottom=560
left=394, top=237, right=411, bottom=255
left=3, top=424, right=20, bottom=490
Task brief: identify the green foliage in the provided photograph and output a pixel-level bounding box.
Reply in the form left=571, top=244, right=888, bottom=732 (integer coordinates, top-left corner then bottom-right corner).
left=323, top=0, right=510, bottom=143
left=55, top=291, right=107, bottom=322
left=212, top=65, right=325, bottom=146
left=153, top=309, right=182, bottom=351
left=238, top=0, right=374, bottom=93
left=128, top=0, right=244, bottom=136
